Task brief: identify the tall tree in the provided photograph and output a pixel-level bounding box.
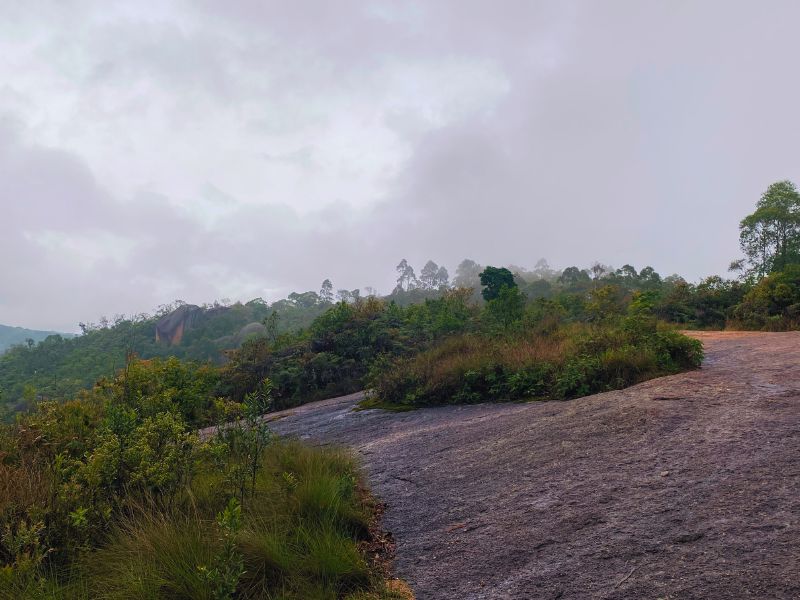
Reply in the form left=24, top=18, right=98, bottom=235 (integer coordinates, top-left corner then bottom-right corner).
left=559, top=266, right=590, bottom=289
left=288, top=291, right=320, bottom=308
left=435, top=265, right=450, bottom=289
left=615, top=264, right=638, bottom=282
left=738, top=180, right=800, bottom=278
left=532, top=258, right=556, bottom=280
left=638, top=266, right=662, bottom=290
left=453, top=259, right=483, bottom=289
left=589, top=262, right=610, bottom=288
left=395, top=259, right=418, bottom=292
left=419, top=260, right=440, bottom=290
left=319, top=279, right=334, bottom=303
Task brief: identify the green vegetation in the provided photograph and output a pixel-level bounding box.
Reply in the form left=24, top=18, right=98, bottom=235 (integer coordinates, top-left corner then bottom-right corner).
left=0, top=297, right=332, bottom=413
left=0, top=257, right=729, bottom=416
left=0, top=324, right=73, bottom=355
left=223, top=262, right=705, bottom=410
left=0, top=360, right=402, bottom=599
left=368, top=317, right=702, bottom=408
left=218, top=290, right=476, bottom=410
left=730, top=265, right=800, bottom=330
left=6, top=178, right=800, bottom=419
left=733, top=180, right=800, bottom=279
left=7, top=178, right=800, bottom=598
left=727, top=179, right=800, bottom=329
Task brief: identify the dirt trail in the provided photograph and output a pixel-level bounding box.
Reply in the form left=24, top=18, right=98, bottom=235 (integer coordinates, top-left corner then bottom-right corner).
left=266, top=332, right=800, bottom=599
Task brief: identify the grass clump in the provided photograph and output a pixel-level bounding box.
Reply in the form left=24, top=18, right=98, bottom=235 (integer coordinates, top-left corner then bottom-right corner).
left=72, top=442, right=382, bottom=600
left=0, top=363, right=405, bottom=599
left=368, top=315, right=702, bottom=408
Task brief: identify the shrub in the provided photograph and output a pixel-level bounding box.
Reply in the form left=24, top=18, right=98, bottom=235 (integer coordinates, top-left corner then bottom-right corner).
left=730, top=265, right=800, bottom=330
left=368, top=319, right=702, bottom=407
left=0, top=360, right=395, bottom=599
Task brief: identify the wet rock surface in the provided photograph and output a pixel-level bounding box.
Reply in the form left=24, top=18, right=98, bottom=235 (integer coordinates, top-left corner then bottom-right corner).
left=265, top=332, right=800, bottom=599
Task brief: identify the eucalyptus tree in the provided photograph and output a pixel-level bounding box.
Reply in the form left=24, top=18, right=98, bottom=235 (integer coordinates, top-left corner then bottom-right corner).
left=395, top=259, right=418, bottom=292
left=319, top=279, right=334, bottom=303
left=420, top=260, right=440, bottom=290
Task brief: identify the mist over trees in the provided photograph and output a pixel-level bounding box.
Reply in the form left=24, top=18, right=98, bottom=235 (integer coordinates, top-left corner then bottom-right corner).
left=9, top=179, right=800, bottom=415
left=453, top=259, right=483, bottom=289
left=419, top=260, right=450, bottom=290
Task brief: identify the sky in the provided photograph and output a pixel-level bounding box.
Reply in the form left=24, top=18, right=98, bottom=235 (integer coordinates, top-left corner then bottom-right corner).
left=3, top=0, right=800, bottom=331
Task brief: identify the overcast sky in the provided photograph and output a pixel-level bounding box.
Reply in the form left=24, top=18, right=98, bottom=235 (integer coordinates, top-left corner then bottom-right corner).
left=3, top=1, right=800, bottom=331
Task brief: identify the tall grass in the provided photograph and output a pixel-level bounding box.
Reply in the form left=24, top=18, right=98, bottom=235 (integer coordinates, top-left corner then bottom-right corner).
left=368, top=317, right=703, bottom=407
left=0, top=442, right=405, bottom=600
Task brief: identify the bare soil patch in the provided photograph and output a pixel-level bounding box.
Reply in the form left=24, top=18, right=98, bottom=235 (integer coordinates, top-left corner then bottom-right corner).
left=267, top=332, right=800, bottom=599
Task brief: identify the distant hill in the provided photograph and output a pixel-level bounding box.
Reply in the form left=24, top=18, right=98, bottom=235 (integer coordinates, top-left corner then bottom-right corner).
left=0, top=324, right=74, bottom=354
left=0, top=297, right=332, bottom=412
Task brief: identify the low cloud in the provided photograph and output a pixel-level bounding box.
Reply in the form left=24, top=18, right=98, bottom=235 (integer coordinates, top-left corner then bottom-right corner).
left=3, top=1, right=800, bottom=330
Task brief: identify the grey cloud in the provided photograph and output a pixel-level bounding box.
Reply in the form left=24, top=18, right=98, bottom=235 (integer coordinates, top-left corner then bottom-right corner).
left=3, top=1, right=800, bottom=330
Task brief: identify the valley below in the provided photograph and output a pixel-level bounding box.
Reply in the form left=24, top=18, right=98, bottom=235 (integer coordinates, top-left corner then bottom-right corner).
left=260, top=332, right=800, bottom=599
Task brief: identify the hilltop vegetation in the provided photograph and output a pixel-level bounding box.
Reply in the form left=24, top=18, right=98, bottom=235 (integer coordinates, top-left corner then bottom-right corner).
left=0, top=256, right=755, bottom=415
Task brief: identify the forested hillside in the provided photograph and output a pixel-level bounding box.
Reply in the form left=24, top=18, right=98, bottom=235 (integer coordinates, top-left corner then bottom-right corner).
left=0, top=297, right=326, bottom=412
left=0, top=324, right=73, bottom=354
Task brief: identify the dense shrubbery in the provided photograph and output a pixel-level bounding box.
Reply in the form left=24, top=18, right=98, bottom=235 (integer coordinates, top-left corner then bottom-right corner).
left=0, top=360, right=401, bottom=599
left=218, top=274, right=717, bottom=410
left=218, top=291, right=478, bottom=409
left=13, top=191, right=800, bottom=419
left=730, top=265, right=800, bottom=330
left=367, top=316, right=703, bottom=408
left=8, top=249, right=794, bottom=426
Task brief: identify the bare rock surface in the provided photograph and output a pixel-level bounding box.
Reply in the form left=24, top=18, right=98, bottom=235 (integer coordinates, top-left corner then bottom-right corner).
left=265, top=332, right=800, bottom=599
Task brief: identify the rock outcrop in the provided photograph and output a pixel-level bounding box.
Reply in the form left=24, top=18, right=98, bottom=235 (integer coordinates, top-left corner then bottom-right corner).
left=155, top=304, right=204, bottom=345
left=155, top=304, right=228, bottom=346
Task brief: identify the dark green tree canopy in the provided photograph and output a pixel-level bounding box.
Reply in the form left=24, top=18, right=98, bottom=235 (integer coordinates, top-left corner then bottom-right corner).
left=479, top=266, right=516, bottom=301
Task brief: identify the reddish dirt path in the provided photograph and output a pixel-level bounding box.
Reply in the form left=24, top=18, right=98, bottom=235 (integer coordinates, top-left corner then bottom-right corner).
left=267, top=332, right=800, bottom=599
